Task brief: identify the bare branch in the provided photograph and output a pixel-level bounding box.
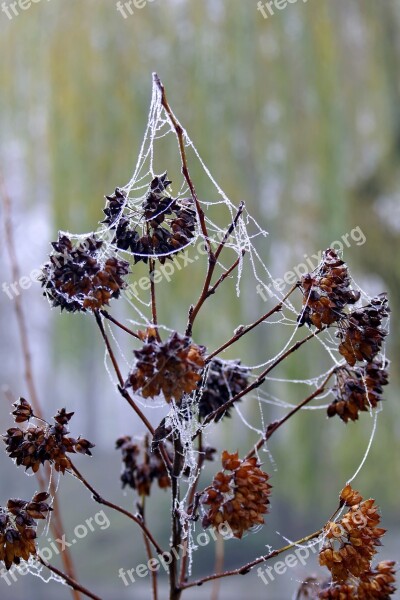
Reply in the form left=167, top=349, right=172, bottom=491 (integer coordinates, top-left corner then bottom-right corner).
left=0, top=173, right=81, bottom=600
left=38, top=557, right=102, bottom=600
left=69, top=462, right=164, bottom=556
left=245, top=367, right=337, bottom=459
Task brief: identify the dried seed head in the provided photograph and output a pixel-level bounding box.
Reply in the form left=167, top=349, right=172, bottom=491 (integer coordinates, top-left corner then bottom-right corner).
left=40, top=234, right=129, bottom=313
left=298, top=249, right=360, bottom=330
left=328, top=359, right=389, bottom=423
left=11, top=398, right=33, bottom=424
left=0, top=492, right=52, bottom=570
left=116, top=435, right=170, bottom=496
left=196, top=358, right=250, bottom=421
left=102, top=187, right=127, bottom=226
left=340, top=484, right=363, bottom=507
left=202, top=451, right=271, bottom=539
left=3, top=406, right=94, bottom=474
left=104, top=173, right=197, bottom=264
left=338, top=294, right=389, bottom=366
left=315, top=562, right=397, bottom=599
left=125, top=330, right=206, bottom=404
left=358, top=561, right=397, bottom=599
left=320, top=486, right=388, bottom=584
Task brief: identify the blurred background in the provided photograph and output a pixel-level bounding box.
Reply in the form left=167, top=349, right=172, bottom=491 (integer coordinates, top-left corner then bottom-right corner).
left=0, top=0, right=399, bottom=598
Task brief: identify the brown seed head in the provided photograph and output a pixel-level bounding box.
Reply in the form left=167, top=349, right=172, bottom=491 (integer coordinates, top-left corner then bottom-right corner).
left=0, top=492, right=52, bottom=570
left=116, top=434, right=171, bottom=496
left=202, top=451, right=271, bottom=539
left=40, top=234, right=129, bottom=313
left=298, top=249, right=360, bottom=330
left=338, top=294, right=389, bottom=366
left=126, top=331, right=206, bottom=403
left=328, top=360, right=389, bottom=423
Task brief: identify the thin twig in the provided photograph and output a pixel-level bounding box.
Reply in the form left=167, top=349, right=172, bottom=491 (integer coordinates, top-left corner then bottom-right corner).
left=0, top=173, right=81, bottom=600
left=143, top=532, right=158, bottom=600
left=94, top=310, right=173, bottom=470
left=211, top=534, right=224, bottom=600
left=179, top=432, right=205, bottom=586
left=148, top=250, right=161, bottom=341
left=141, top=496, right=158, bottom=600
left=69, top=462, right=164, bottom=556
left=100, top=310, right=141, bottom=339
left=245, top=367, right=337, bottom=459
left=200, top=327, right=325, bottom=429
left=186, top=203, right=245, bottom=336
left=95, top=310, right=175, bottom=475
left=214, top=202, right=245, bottom=262
left=154, top=72, right=246, bottom=343
left=206, top=283, right=298, bottom=362
left=153, top=73, right=211, bottom=257
left=170, top=435, right=184, bottom=600
left=207, top=252, right=245, bottom=297
left=93, top=310, right=154, bottom=434
left=1, top=175, right=41, bottom=417
left=94, top=310, right=124, bottom=385
left=179, top=528, right=323, bottom=590
left=38, top=557, right=102, bottom=600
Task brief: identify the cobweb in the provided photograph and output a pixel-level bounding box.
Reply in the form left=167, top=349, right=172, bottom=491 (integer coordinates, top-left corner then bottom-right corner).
left=12, top=556, right=65, bottom=586
left=38, top=74, right=390, bottom=581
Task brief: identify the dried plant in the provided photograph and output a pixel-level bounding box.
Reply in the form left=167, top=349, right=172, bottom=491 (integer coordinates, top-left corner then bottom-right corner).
left=201, top=451, right=272, bottom=539
left=297, top=485, right=396, bottom=599
left=1, top=75, right=396, bottom=600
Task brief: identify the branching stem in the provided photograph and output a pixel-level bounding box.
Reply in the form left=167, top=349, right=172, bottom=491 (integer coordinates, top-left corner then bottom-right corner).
left=179, top=528, right=323, bottom=590
left=38, top=557, right=102, bottom=600
left=207, top=283, right=298, bottom=361
left=100, top=310, right=141, bottom=339
left=200, top=327, right=325, bottom=429
left=69, top=462, right=164, bottom=556
left=245, top=367, right=337, bottom=459
left=179, top=432, right=205, bottom=586
left=153, top=73, right=211, bottom=258
left=186, top=203, right=245, bottom=336
left=141, top=496, right=159, bottom=600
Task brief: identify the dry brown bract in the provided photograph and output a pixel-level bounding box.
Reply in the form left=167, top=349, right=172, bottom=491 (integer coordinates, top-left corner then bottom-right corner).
left=0, top=492, right=52, bottom=570
left=125, top=330, right=206, bottom=403
left=201, top=451, right=271, bottom=539
left=317, top=485, right=396, bottom=599
left=11, top=397, right=33, bottom=423
left=358, top=561, right=397, bottom=599
left=104, top=173, right=197, bottom=264
left=3, top=400, right=94, bottom=474
left=298, top=249, right=360, bottom=330
left=327, top=359, right=389, bottom=423
left=115, top=434, right=170, bottom=496
left=196, top=358, right=249, bottom=421
left=40, top=234, right=130, bottom=312
left=317, top=562, right=396, bottom=600
left=338, top=294, right=389, bottom=366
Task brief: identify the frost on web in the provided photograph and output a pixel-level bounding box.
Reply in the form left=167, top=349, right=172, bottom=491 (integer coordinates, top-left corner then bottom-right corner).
left=11, top=555, right=65, bottom=586
left=37, top=75, right=390, bottom=577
